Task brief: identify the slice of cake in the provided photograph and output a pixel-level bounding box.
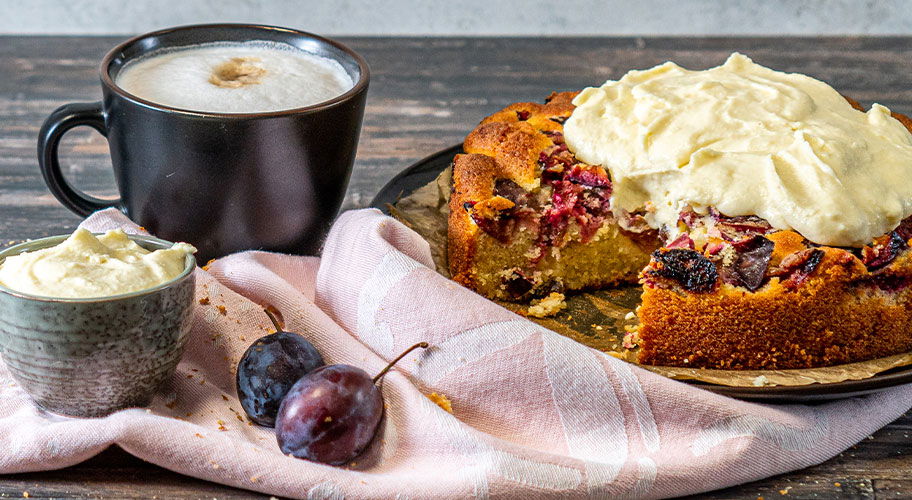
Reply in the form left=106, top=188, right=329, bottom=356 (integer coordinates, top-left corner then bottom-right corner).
left=449, top=53, right=912, bottom=369
left=448, top=92, right=657, bottom=301
left=633, top=212, right=912, bottom=369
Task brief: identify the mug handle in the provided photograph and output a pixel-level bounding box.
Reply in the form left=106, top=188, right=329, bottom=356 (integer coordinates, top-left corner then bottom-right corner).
left=38, top=102, right=122, bottom=216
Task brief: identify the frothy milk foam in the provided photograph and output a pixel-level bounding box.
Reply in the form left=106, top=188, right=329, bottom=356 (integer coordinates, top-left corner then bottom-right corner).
left=115, top=41, right=354, bottom=113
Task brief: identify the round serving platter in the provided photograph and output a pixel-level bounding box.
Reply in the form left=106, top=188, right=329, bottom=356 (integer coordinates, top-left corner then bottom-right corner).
left=371, top=145, right=912, bottom=403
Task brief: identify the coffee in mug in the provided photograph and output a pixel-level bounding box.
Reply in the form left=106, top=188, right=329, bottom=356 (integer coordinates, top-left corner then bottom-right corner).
left=37, top=25, right=369, bottom=261
left=115, top=41, right=355, bottom=114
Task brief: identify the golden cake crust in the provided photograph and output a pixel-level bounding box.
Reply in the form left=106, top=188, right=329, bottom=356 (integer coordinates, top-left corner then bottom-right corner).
left=463, top=92, right=576, bottom=189
left=448, top=153, right=494, bottom=291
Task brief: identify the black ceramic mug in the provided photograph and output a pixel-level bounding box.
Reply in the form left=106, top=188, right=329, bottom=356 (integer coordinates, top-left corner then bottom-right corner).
left=38, top=24, right=369, bottom=261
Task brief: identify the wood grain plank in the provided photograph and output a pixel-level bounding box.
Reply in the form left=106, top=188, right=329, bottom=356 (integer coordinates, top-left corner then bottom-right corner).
left=0, top=447, right=273, bottom=499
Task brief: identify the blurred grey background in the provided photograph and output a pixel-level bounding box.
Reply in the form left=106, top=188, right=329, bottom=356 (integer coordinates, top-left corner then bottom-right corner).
left=4, top=0, right=912, bottom=35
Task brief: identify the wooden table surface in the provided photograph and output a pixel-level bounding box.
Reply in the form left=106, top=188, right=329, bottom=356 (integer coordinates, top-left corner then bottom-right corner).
left=1, top=35, right=911, bottom=499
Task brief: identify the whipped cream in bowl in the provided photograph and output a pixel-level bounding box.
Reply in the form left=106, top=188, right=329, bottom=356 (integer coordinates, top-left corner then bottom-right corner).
left=0, top=229, right=197, bottom=417
left=564, top=53, right=912, bottom=247
left=0, top=229, right=196, bottom=299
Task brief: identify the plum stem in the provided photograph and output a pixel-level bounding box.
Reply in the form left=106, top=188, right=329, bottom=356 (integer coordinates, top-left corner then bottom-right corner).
left=263, top=308, right=283, bottom=332
left=373, top=342, right=429, bottom=383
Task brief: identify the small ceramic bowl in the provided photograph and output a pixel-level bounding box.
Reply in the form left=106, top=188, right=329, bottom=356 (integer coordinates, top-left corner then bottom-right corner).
left=0, top=233, right=196, bottom=417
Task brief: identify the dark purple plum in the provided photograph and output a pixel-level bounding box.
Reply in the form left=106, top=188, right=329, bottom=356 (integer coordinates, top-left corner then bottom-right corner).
left=275, top=342, right=428, bottom=465
left=275, top=364, right=382, bottom=465
left=724, top=235, right=774, bottom=291
left=494, top=178, right=530, bottom=207
left=237, top=309, right=324, bottom=427
left=503, top=269, right=535, bottom=299
left=710, top=208, right=773, bottom=240
left=648, top=248, right=718, bottom=292
left=862, top=231, right=907, bottom=270
left=774, top=248, right=825, bottom=289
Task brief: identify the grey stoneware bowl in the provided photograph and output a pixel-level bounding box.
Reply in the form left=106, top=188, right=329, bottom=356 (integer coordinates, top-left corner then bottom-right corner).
left=0, top=233, right=196, bottom=417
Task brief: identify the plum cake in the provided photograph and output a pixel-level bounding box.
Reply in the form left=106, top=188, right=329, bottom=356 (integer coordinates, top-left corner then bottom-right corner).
left=448, top=53, right=912, bottom=369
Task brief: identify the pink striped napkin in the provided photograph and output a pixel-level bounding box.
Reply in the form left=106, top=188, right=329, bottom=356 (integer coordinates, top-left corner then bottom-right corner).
left=1, top=207, right=910, bottom=499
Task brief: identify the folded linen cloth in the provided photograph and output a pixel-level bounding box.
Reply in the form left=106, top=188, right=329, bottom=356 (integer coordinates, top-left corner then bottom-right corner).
left=1, top=207, right=910, bottom=499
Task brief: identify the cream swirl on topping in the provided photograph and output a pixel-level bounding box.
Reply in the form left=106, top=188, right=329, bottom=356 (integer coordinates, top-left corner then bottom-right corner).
left=0, top=229, right=196, bottom=298
left=564, top=52, right=912, bottom=247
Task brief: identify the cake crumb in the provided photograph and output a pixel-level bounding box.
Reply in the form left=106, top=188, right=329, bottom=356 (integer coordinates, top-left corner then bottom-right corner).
left=622, top=330, right=639, bottom=349
left=198, top=297, right=210, bottom=305
left=202, top=258, right=216, bottom=271
left=195, top=433, right=204, bottom=438
left=217, top=305, right=227, bottom=315
left=23, top=492, right=30, bottom=498
left=752, top=375, right=771, bottom=387
left=217, top=419, right=227, bottom=431
left=834, top=482, right=841, bottom=487
left=624, top=311, right=636, bottom=320
left=527, top=292, right=567, bottom=318
left=427, top=392, right=454, bottom=414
